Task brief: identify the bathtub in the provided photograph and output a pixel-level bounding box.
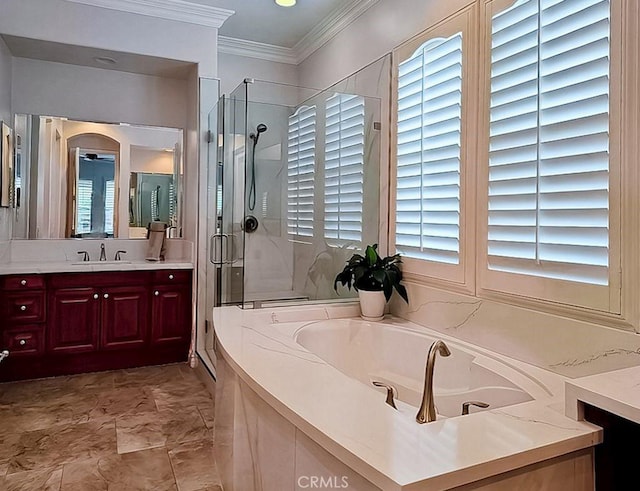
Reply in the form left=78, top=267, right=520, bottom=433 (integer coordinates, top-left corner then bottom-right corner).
left=295, top=318, right=553, bottom=419
left=212, top=304, right=600, bottom=490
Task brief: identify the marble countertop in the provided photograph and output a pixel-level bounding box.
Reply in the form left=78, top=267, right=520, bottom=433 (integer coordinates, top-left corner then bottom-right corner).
left=0, top=260, right=194, bottom=275
left=565, top=365, right=640, bottom=423
left=213, top=304, right=602, bottom=491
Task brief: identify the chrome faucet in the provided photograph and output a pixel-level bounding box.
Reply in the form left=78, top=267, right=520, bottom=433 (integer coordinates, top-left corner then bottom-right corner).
left=416, top=340, right=451, bottom=424
left=99, top=243, right=107, bottom=261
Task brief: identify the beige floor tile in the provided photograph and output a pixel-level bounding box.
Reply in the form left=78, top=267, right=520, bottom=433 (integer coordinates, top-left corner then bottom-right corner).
left=113, top=363, right=189, bottom=389
left=86, top=386, right=158, bottom=420
left=168, top=439, right=222, bottom=491
left=8, top=420, right=117, bottom=474
left=60, top=447, right=176, bottom=491
left=151, top=381, right=214, bottom=412
left=116, top=406, right=210, bottom=454
left=3, top=466, right=63, bottom=491
left=197, top=405, right=216, bottom=429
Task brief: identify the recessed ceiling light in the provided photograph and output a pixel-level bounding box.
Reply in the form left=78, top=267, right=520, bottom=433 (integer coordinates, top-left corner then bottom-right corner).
left=94, top=56, right=117, bottom=65
left=275, top=0, right=296, bottom=6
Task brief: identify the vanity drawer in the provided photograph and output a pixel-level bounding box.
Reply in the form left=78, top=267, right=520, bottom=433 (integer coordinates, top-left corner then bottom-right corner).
left=152, top=270, right=192, bottom=284
left=2, top=275, right=45, bottom=291
left=1, top=292, right=46, bottom=323
left=2, top=326, right=44, bottom=356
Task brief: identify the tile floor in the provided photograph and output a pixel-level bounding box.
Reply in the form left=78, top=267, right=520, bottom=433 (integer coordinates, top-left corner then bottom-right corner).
left=0, top=363, right=221, bottom=491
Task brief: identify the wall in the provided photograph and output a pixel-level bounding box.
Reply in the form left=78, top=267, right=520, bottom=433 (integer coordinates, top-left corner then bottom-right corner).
left=298, top=0, right=470, bottom=90
left=130, top=147, right=174, bottom=174
left=12, top=57, right=188, bottom=129
left=296, top=0, right=640, bottom=378
left=0, top=36, right=12, bottom=243
left=218, top=52, right=298, bottom=97
left=0, top=0, right=218, bottom=78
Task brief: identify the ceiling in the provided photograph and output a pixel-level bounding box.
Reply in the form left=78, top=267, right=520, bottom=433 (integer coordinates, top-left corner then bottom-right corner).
left=187, top=0, right=356, bottom=48
left=1, top=0, right=368, bottom=77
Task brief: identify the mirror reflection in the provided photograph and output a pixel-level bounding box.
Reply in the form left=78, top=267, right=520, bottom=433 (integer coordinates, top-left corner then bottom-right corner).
left=13, top=115, right=183, bottom=239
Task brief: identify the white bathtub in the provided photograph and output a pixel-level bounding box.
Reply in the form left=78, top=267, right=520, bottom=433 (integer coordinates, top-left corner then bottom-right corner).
left=295, top=318, right=553, bottom=418
left=214, top=305, right=600, bottom=490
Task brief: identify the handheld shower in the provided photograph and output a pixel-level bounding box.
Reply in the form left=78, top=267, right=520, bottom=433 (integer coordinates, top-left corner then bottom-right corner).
left=248, top=123, right=267, bottom=211
left=249, top=123, right=268, bottom=145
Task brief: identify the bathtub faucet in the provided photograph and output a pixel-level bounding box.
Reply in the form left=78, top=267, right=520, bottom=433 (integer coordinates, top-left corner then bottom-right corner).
left=416, top=340, right=451, bottom=424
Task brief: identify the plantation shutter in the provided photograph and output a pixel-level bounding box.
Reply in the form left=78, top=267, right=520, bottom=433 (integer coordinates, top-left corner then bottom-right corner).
left=104, top=180, right=115, bottom=235
left=324, top=93, right=365, bottom=243
left=76, top=179, right=93, bottom=234
left=287, top=105, right=316, bottom=237
left=395, top=33, right=463, bottom=265
left=488, top=0, right=610, bottom=286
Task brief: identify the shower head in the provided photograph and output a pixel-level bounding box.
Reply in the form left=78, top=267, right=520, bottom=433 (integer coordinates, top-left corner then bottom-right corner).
left=250, top=123, right=268, bottom=145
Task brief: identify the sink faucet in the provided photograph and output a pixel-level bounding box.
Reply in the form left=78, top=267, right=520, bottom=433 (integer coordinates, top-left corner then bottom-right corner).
left=114, top=250, right=127, bottom=261
left=416, top=340, right=451, bottom=424
left=99, top=243, right=107, bottom=261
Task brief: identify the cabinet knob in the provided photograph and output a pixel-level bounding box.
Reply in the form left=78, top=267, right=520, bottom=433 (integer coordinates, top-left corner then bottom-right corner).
left=20, top=279, right=27, bottom=286
left=169, top=274, right=174, bottom=280
left=93, top=294, right=99, bottom=300
left=104, top=293, right=109, bottom=299
left=20, top=305, right=27, bottom=311
left=154, top=290, right=160, bottom=296
left=19, top=339, right=27, bottom=346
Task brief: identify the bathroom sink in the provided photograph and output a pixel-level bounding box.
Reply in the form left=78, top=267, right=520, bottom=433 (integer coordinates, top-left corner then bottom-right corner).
left=71, top=260, right=132, bottom=266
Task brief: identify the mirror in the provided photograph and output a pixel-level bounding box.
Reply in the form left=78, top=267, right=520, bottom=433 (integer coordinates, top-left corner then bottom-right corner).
left=1, top=121, right=13, bottom=207
left=12, top=115, right=183, bottom=239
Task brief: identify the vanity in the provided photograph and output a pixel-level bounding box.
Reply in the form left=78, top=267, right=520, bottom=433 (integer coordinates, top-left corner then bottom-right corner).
left=0, top=240, right=194, bottom=382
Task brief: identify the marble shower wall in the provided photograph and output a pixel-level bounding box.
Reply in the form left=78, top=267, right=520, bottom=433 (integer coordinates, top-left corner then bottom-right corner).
left=291, top=55, right=391, bottom=302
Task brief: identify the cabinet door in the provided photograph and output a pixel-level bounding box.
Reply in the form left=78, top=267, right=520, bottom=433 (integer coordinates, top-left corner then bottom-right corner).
left=48, top=288, right=100, bottom=354
left=151, top=285, right=191, bottom=345
left=100, top=286, right=149, bottom=350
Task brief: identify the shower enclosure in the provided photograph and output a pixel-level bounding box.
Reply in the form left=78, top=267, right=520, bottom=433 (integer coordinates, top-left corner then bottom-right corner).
left=196, top=57, right=391, bottom=376
left=208, top=77, right=386, bottom=309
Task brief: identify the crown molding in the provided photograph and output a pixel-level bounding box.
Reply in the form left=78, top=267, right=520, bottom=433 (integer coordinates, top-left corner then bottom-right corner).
left=217, top=36, right=298, bottom=65
left=219, top=0, right=379, bottom=65
left=293, top=0, right=380, bottom=62
left=64, top=0, right=235, bottom=29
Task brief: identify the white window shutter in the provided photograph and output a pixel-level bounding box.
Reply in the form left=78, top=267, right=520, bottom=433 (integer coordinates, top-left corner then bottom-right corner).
left=488, top=0, right=610, bottom=286
left=324, top=94, right=365, bottom=243
left=395, top=33, right=463, bottom=265
left=287, top=105, right=316, bottom=237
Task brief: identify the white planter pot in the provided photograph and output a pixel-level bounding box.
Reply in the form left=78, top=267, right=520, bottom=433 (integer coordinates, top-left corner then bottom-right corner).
left=358, top=290, right=386, bottom=321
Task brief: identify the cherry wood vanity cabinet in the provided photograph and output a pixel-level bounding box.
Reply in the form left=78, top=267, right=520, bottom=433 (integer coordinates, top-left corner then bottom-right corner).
left=48, top=272, right=149, bottom=354
left=0, top=269, right=192, bottom=382
left=0, top=274, right=47, bottom=359
left=151, top=270, right=192, bottom=348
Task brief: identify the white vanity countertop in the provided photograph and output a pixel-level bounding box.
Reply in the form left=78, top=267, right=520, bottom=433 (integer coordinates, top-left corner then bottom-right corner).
left=0, top=260, right=194, bottom=275
left=213, top=304, right=602, bottom=491
left=565, top=365, right=640, bottom=424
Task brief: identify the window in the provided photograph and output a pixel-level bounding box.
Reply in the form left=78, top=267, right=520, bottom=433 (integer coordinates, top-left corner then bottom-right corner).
left=395, top=33, right=463, bottom=265
left=287, top=105, right=316, bottom=238
left=391, top=1, right=624, bottom=315
left=104, top=180, right=115, bottom=235
left=324, top=93, right=365, bottom=244
left=76, top=179, right=93, bottom=234
left=481, top=0, right=617, bottom=311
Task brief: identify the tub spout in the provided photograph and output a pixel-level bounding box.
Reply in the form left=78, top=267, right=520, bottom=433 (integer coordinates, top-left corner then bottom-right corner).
left=416, top=340, right=451, bottom=424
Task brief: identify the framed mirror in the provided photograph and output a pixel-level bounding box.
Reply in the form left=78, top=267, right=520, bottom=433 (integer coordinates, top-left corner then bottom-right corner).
left=12, top=115, right=183, bottom=239
left=1, top=121, right=13, bottom=208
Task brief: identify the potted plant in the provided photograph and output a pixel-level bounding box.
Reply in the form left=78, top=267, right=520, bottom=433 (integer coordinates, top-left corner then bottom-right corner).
left=334, top=244, right=409, bottom=320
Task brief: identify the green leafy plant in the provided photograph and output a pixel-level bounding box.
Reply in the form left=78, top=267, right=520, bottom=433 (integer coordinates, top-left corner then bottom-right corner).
left=334, top=244, right=408, bottom=303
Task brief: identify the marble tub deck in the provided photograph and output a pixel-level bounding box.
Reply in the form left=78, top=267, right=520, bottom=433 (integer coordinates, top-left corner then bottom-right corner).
left=0, top=363, right=220, bottom=491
